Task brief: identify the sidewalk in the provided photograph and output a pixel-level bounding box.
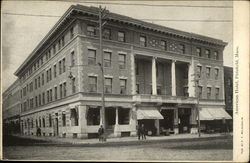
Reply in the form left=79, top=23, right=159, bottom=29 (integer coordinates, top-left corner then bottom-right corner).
left=13, top=132, right=232, bottom=146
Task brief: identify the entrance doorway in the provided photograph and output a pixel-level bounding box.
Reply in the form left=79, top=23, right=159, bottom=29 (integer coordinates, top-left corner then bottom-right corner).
left=53, top=115, right=59, bottom=136
left=138, top=119, right=157, bottom=136
left=178, top=108, right=191, bottom=133
left=160, top=109, right=174, bottom=131
left=105, top=107, right=116, bottom=129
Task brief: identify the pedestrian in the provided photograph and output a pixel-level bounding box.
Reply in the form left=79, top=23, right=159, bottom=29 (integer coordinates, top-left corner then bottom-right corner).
left=98, top=125, right=104, bottom=142
left=36, top=127, right=41, bottom=136
left=137, top=124, right=141, bottom=140
left=141, top=124, right=146, bottom=140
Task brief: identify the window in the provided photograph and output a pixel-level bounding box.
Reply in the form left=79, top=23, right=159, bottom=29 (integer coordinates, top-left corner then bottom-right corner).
left=53, top=44, right=56, bottom=55
left=215, top=68, right=219, bottom=80
left=140, top=36, right=146, bottom=47
left=50, top=89, right=53, bottom=101
left=42, top=73, right=44, bottom=85
left=206, top=67, right=211, bottom=78
left=207, top=87, right=211, bottom=99
left=30, top=98, right=34, bottom=109
left=103, top=28, right=111, bottom=40
left=87, top=25, right=96, bottom=36
left=72, top=78, right=76, bottom=93
left=87, top=107, right=100, bottom=125
left=197, top=66, right=202, bottom=78
left=54, top=64, right=57, bottom=78
left=60, top=84, right=63, bottom=99
left=47, top=90, right=50, bottom=103
left=62, top=36, right=65, bottom=47
left=35, top=78, right=37, bottom=89
left=227, top=78, right=232, bottom=86
left=118, top=108, right=130, bottom=125
left=62, top=112, right=66, bottom=127
left=71, top=51, right=75, bottom=66
left=70, top=108, right=79, bottom=126
left=63, top=82, right=67, bottom=97
left=58, top=40, right=61, bottom=50
left=136, top=84, right=140, bottom=94
left=196, top=48, right=201, bottom=57
left=42, top=92, right=45, bottom=105
left=89, top=76, right=97, bottom=92
left=42, top=117, right=45, bottom=128
left=198, top=86, right=202, bottom=98
left=157, top=85, right=162, bottom=95
left=49, top=114, right=52, bottom=127
left=104, top=51, right=111, bottom=67
left=215, top=88, right=220, bottom=99
left=120, top=79, right=126, bottom=94
left=105, top=78, right=112, bottom=94
left=46, top=70, right=49, bottom=82
left=70, top=27, right=74, bottom=39
left=59, top=61, right=62, bottom=74
left=184, top=87, right=189, bottom=97
left=49, top=68, right=52, bottom=81
left=39, top=94, right=41, bottom=106
left=39, top=118, right=41, bottom=127
left=160, top=40, right=167, bottom=50
left=62, top=58, right=66, bottom=73
left=88, top=49, right=96, bottom=65
left=35, top=96, right=38, bottom=107
left=54, top=86, right=57, bottom=100
left=205, top=49, right=211, bottom=58
left=29, top=82, right=33, bottom=92
left=118, top=31, right=125, bottom=42
left=119, top=54, right=126, bottom=69
left=213, top=51, right=218, bottom=60
left=179, top=44, right=185, bottom=54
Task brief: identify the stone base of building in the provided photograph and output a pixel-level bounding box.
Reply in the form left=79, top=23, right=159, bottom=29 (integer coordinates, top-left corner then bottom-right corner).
left=174, top=127, right=179, bottom=134
left=190, top=127, right=198, bottom=134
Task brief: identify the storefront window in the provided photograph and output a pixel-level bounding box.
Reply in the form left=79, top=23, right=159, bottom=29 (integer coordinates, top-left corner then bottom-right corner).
left=87, top=107, right=100, bottom=125
left=118, top=108, right=130, bottom=125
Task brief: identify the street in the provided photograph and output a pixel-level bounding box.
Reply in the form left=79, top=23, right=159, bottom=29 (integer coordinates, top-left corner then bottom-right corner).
left=3, top=135, right=232, bottom=161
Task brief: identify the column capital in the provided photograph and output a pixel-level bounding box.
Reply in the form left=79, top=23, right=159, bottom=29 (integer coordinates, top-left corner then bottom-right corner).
left=172, top=59, right=176, bottom=63
left=152, top=56, right=157, bottom=60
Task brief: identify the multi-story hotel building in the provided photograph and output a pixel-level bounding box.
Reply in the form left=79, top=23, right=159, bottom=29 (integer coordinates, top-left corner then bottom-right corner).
left=3, top=4, right=232, bottom=138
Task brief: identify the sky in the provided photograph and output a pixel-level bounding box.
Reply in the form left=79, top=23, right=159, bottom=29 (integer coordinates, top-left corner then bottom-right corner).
left=1, top=0, right=233, bottom=92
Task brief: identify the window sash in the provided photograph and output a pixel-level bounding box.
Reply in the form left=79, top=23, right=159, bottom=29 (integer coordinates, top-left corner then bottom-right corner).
left=118, top=32, right=125, bottom=42
left=87, top=26, right=96, bottom=36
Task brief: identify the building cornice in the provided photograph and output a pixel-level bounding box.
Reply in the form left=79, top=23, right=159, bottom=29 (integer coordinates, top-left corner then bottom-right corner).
left=14, top=4, right=228, bottom=76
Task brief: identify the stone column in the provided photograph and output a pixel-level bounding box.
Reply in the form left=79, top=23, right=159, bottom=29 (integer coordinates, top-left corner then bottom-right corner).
left=173, top=108, right=179, bottom=134
left=114, top=107, right=120, bottom=137
left=130, top=106, right=137, bottom=136
left=154, top=119, right=160, bottom=135
left=152, top=57, right=157, bottom=95
left=188, top=59, right=195, bottom=97
left=171, top=60, right=176, bottom=96
left=190, top=107, right=198, bottom=134
left=131, top=52, right=136, bottom=95
left=79, top=105, right=88, bottom=139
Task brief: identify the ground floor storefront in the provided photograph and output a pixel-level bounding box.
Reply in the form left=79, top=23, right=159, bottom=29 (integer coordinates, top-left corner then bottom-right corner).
left=19, top=99, right=232, bottom=139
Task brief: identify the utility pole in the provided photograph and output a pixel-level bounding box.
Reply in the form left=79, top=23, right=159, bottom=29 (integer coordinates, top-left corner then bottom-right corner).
left=191, top=67, right=201, bottom=137
left=98, top=6, right=108, bottom=130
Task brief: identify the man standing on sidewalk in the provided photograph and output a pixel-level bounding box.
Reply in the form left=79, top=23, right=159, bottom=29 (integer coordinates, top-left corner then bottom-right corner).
left=141, top=124, right=146, bottom=140
left=98, top=125, right=104, bottom=142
